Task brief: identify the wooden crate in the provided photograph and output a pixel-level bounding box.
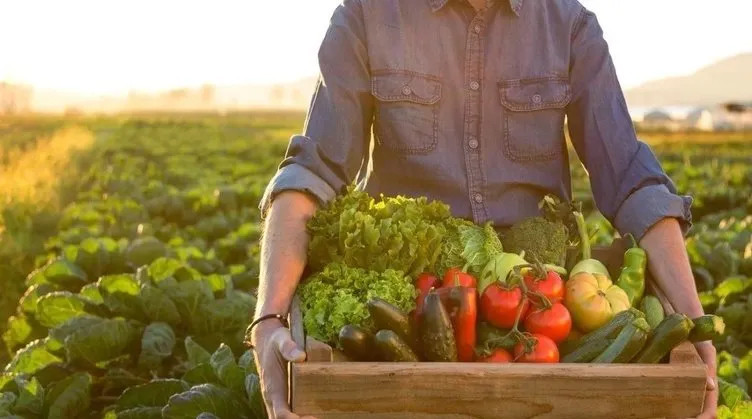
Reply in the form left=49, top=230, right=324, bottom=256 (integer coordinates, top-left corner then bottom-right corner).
left=288, top=239, right=707, bottom=418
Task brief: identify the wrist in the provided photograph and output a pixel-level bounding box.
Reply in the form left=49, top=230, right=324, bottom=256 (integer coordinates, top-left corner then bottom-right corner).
left=248, top=317, right=286, bottom=346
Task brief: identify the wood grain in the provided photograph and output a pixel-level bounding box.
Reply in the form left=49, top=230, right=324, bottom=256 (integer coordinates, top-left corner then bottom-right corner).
left=292, top=362, right=706, bottom=419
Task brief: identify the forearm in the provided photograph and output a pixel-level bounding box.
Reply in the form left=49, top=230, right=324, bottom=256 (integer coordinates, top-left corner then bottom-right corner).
left=639, top=217, right=703, bottom=317
left=254, top=191, right=318, bottom=319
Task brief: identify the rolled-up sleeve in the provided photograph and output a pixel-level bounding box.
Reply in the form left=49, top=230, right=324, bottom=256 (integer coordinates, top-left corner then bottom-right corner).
left=566, top=7, right=692, bottom=240
left=259, top=0, right=373, bottom=217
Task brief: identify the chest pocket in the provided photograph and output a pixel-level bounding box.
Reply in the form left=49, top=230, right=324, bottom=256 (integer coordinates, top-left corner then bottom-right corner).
left=372, top=71, right=441, bottom=154
left=499, top=78, right=571, bottom=162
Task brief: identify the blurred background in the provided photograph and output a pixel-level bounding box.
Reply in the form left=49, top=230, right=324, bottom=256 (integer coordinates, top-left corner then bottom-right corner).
left=2, top=0, right=751, bottom=129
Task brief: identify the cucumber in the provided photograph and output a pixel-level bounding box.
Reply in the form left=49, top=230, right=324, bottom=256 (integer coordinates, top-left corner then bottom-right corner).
left=640, top=295, right=665, bottom=330
left=688, top=315, right=725, bottom=342
left=367, top=298, right=418, bottom=350
left=561, top=337, right=613, bottom=363
left=373, top=330, right=419, bottom=362
left=419, top=291, right=457, bottom=362
left=338, top=325, right=374, bottom=361
left=592, top=318, right=650, bottom=363
left=560, top=308, right=642, bottom=355
left=633, top=313, right=694, bottom=364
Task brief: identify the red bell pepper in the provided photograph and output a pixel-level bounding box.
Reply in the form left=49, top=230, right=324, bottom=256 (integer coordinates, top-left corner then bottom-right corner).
left=441, top=267, right=477, bottom=289
left=437, top=285, right=477, bottom=362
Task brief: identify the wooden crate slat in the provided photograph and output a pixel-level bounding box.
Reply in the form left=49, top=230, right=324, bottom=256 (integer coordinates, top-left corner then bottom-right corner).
left=292, top=362, right=705, bottom=419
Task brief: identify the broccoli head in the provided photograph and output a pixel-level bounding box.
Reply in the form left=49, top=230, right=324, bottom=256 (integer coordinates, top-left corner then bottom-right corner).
left=501, top=216, right=568, bottom=266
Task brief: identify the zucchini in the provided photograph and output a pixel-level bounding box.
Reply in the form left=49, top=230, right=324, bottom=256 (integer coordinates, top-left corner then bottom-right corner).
left=560, top=308, right=642, bottom=355
left=367, top=298, right=418, bottom=350
left=419, top=291, right=457, bottom=362
left=633, top=313, right=694, bottom=364
left=373, top=330, right=419, bottom=362
left=561, top=338, right=613, bottom=363
left=640, top=295, right=665, bottom=330
left=688, top=315, right=725, bottom=342
left=338, top=325, right=374, bottom=361
left=592, top=318, right=650, bottom=363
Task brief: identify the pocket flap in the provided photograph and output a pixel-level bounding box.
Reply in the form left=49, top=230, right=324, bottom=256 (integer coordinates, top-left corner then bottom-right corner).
left=499, top=78, right=571, bottom=111
left=372, top=71, right=441, bottom=105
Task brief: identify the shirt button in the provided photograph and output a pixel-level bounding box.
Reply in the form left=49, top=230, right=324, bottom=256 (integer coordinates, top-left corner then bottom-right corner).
left=402, top=86, right=412, bottom=96
left=468, top=139, right=479, bottom=149
left=473, top=193, right=483, bottom=204
left=532, top=94, right=542, bottom=104
left=473, top=24, right=482, bottom=34
left=469, top=81, right=480, bottom=91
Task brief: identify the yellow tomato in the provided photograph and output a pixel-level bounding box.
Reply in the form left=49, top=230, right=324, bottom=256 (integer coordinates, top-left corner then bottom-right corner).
left=564, top=272, right=631, bottom=333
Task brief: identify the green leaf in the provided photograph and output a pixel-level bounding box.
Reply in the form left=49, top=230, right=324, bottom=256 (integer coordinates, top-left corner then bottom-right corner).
left=3, top=315, right=34, bottom=352
left=161, top=384, right=250, bottom=419
left=116, top=406, right=163, bottom=419
left=185, top=337, right=212, bottom=368
left=116, top=379, right=189, bottom=411
left=181, top=364, right=219, bottom=386
left=35, top=291, right=89, bottom=328
left=209, top=344, right=245, bottom=396
left=19, top=283, right=57, bottom=315
left=158, top=278, right=214, bottom=330
left=98, top=274, right=147, bottom=321
left=12, top=375, right=44, bottom=415
left=191, top=292, right=254, bottom=334
left=719, top=377, right=751, bottom=409
left=49, top=315, right=104, bottom=343
left=238, top=350, right=257, bottom=375
left=138, top=284, right=181, bottom=326
left=147, top=258, right=184, bottom=283
left=245, top=374, right=266, bottom=419
left=138, top=323, right=176, bottom=371
left=0, top=392, right=17, bottom=415
left=64, top=318, right=142, bottom=365
left=714, top=276, right=752, bottom=304
left=42, top=258, right=87, bottom=288
left=4, top=339, right=62, bottom=375
left=79, top=283, right=103, bottom=304
left=43, top=372, right=91, bottom=419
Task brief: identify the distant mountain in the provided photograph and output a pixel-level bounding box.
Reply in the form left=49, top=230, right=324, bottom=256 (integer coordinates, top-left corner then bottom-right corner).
left=625, top=53, right=752, bottom=107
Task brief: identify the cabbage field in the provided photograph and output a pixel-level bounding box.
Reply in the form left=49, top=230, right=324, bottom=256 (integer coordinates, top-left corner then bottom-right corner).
left=0, top=114, right=751, bottom=418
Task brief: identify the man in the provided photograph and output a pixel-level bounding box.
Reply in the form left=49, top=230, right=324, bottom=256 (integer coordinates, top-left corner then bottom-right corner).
left=249, top=1, right=717, bottom=418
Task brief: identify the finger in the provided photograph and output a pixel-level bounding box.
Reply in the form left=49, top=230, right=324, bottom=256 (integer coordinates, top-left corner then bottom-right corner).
left=275, top=331, right=306, bottom=362
left=706, top=376, right=716, bottom=391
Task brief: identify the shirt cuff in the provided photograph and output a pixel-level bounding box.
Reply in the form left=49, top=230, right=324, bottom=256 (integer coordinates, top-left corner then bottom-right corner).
left=258, top=163, right=337, bottom=218
left=613, top=184, right=693, bottom=241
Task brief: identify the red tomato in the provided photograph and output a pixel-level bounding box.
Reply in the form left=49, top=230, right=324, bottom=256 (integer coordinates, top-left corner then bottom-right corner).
left=442, top=267, right=477, bottom=288
left=524, top=270, right=564, bottom=304
left=523, top=302, right=572, bottom=343
left=413, top=273, right=439, bottom=319
left=480, top=284, right=529, bottom=329
left=514, top=333, right=560, bottom=363
left=477, top=348, right=513, bottom=363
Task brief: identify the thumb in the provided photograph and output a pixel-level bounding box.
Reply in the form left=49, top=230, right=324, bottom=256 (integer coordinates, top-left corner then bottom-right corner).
left=275, top=331, right=306, bottom=362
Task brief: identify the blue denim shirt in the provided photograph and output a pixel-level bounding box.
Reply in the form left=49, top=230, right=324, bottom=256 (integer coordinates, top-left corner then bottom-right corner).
left=260, top=0, right=692, bottom=240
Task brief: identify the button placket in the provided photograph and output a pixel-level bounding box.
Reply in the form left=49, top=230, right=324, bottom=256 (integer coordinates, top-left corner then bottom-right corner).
left=462, top=14, right=488, bottom=223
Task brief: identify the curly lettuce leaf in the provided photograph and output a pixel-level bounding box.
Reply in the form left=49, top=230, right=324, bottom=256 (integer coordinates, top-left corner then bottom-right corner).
left=298, top=263, right=415, bottom=344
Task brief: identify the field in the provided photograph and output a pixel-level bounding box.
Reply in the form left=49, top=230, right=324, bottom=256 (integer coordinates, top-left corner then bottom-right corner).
left=0, top=113, right=751, bottom=418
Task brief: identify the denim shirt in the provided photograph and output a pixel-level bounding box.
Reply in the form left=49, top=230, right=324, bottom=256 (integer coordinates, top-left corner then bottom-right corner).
left=260, top=0, right=692, bottom=240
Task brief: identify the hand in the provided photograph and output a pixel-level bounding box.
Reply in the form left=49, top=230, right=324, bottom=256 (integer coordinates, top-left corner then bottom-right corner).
left=251, top=321, right=317, bottom=419
left=694, top=341, right=717, bottom=419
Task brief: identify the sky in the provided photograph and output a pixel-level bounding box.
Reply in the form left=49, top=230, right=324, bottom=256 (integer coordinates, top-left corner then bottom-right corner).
left=1, top=0, right=751, bottom=96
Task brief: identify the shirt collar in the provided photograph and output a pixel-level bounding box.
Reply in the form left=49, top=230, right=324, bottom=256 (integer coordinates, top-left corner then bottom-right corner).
left=428, top=0, right=523, bottom=16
